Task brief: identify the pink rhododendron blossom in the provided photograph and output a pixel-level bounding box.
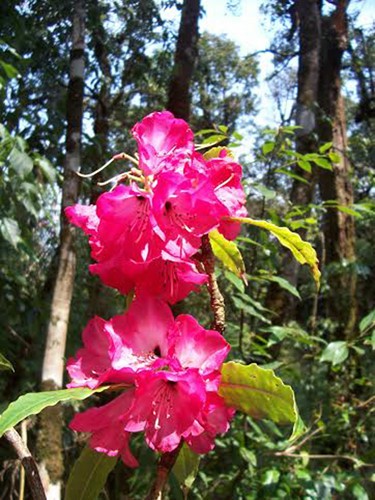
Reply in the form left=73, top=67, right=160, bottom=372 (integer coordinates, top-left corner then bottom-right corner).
left=66, top=111, right=247, bottom=300
left=132, top=110, right=194, bottom=176
left=68, top=298, right=233, bottom=462
left=206, top=151, right=248, bottom=240
left=136, top=253, right=207, bottom=304
left=70, top=391, right=138, bottom=468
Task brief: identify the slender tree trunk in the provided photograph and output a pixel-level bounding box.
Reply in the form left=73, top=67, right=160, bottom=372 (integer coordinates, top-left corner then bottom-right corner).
left=317, top=1, right=357, bottom=335
left=37, top=2, right=85, bottom=498
left=266, top=0, right=321, bottom=323
left=166, top=0, right=201, bottom=120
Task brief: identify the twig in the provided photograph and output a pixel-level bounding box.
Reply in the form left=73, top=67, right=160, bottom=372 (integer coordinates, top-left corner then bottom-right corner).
left=19, top=420, right=27, bottom=500
left=201, top=235, right=225, bottom=334
left=3, top=427, right=47, bottom=500
left=146, top=445, right=182, bottom=500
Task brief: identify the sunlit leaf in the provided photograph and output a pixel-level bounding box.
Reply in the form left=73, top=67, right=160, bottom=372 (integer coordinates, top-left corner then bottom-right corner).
left=0, top=386, right=110, bottom=437
left=320, top=341, right=349, bottom=366
left=8, top=147, right=33, bottom=177
left=0, top=353, right=14, bottom=372
left=65, top=446, right=117, bottom=500
left=262, top=141, right=275, bottom=155
left=359, top=309, right=375, bottom=333
left=0, top=217, right=21, bottom=248
left=229, top=217, right=320, bottom=287
left=209, top=229, right=245, bottom=278
left=203, top=146, right=233, bottom=160
left=219, top=362, right=297, bottom=425
left=319, top=142, right=333, bottom=153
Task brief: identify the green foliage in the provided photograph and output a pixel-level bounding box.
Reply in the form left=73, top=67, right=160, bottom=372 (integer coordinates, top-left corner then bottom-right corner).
left=172, top=443, right=200, bottom=496
left=0, top=386, right=109, bottom=437
left=219, top=362, right=297, bottom=425
left=232, top=216, right=321, bottom=286
left=209, top=229, right=245, bottom=278
left=65, top=446, right=118, bottom=500
left=0, top=352, right=14, bottom=372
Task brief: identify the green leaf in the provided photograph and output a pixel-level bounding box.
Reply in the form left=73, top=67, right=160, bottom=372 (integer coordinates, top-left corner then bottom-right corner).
left=275, top=168, right=309, bottom=184
left=172, top=443, right=200, bottom=495
left=0, top=353, right=14, bottom=372
left=0, top=217, right=21, bottom=247
left=224, top=271, right=245, bottom=293
left=219, top=362, right=297, bottom=425
left=0, top=386, right=110, bottom=437
left=65, top=446, right=117, bottom=500
left=336, top=205, right=362, bottom=217
left=311, top=157, right=332, bottom=170
left=328, top=151, right=341, bottom=163
left=253, top=183, right=276, bottom=200
left=230, top=217, right=320, bottom=287
left=262, top=141, right=275, bottom=155
left=232, top=296, right=271, bottom=324
left=319, top=142, right=333, bottom=154
left=0, top=61, right=19, bottom=79
left=8, top=148, right=33, bottom=176
left=267, top=276, right=301, bottom=300
left=320, top=341, right=349, bottom=366
left=203, top=147, right=233, bottom=160
left=297, top=159, right=312, bottom=173
left=359, top=309, right=375, bottom=333
left=209, top=229, right=245, bottom=278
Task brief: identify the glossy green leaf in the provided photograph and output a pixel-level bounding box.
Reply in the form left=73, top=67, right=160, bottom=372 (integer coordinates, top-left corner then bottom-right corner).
left=297, top=159, right=312, bottom=173
left=328, top=151, right=341, bottom=163
left=262, top=141, right=275, bottom=155
left=320, top=341, right=349, bottom=366
left=0, top=353, right=14, bottom=372
left=319, top=142, right=333, bottom=154
left=267, top=276, right=301, bottom=299
left=172, top=443, right=200, bottom=495
left=203, top=146, right=233, bottom=160
left=65, top=446, right=117, bottom=500
left=311, top=157, right=332, bottom=170
left=0, top=217, right=21, bottom=247
left=0, top=386, right=110, bottom=437
left=209, top=229, right=245, bottom=278
left=359, top=309, right=375, bottom=333
left=219, top=362, right=297, bottom=425
left=8, top=148, right=33, bottom=176
left=229, top=217, right=320, bottom=287
left=0, top=60, right=19, bottom=79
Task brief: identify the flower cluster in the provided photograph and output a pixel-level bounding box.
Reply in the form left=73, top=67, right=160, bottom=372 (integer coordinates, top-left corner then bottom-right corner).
left=66, top=111, right=247, bottom=464
left=66, top=111, right=247, bottom=304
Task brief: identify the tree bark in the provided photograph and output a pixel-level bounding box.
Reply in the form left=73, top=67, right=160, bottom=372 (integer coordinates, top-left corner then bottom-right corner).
left=166, top=0, right=201, bottom=120
left=37, top=2, right=85, bottom=498
left=317, top=1, right=357, bottom=335
left=266, top=0, right=321, bottom=323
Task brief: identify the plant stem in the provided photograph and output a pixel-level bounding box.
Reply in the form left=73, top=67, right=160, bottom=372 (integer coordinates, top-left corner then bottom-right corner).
left=3, top=427, right=47, bottom=500
left=146, top=445, right=182, bottom=500
left=201, top=235, right=225, bottom=334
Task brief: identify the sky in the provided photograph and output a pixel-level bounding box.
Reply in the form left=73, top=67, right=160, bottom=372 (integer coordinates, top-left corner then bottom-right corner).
left=197, top=0, right=375, bottom=128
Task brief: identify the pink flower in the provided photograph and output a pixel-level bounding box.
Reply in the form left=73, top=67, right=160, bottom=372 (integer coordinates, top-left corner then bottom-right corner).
left=68, top=298, right=233, bottom=461
left=136, top=253, right=207, bottom=304
left=153, top=171, right=227, bottom=246
left=206, top=151, right=248, bottom=240
left=70, top=391, right=138, bottom=468
left=132, top=111, right=194, bottom=176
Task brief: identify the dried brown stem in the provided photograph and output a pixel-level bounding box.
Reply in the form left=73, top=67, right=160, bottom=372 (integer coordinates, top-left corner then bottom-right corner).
left=3, top=427, right=47, bottom=500
left=146, top=445, right=182, bottom=500
left=201, top=235, right=225, bottom=334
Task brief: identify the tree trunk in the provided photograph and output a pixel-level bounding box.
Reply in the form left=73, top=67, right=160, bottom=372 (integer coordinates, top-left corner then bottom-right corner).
left=266, top=0, right=321, bottom=323
left=317, top=1, right=357, bottom=335
left=166, top=0, right=201, bottom=120
left=37, top=2, right=85, bottom=498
